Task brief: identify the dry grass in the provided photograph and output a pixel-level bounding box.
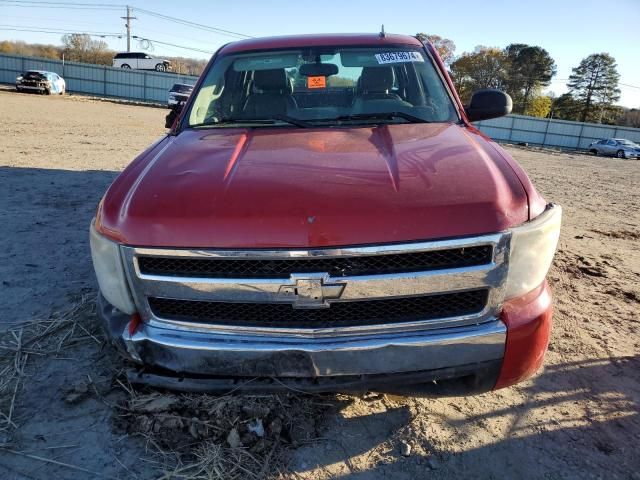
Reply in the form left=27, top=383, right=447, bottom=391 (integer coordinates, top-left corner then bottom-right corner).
left=0, top=292, right=100, bottom=435
left=114, top=383, right=344, bottom=479
left=0, top=291, right=342, bottom=479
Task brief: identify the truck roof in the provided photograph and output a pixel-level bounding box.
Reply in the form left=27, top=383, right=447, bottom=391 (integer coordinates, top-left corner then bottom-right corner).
left=219, top=33, right=423, bottom=55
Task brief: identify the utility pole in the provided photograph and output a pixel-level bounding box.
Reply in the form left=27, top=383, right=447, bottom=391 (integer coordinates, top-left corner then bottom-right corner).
left=121, top=5, right=136, bottom=52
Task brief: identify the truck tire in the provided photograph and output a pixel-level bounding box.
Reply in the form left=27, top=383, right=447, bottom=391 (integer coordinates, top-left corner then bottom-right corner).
left=155, top=63, right=166, bottom=72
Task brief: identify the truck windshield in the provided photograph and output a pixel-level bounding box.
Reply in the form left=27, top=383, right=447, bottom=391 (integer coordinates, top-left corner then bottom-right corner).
left=186, top=46, right=459, bottom=128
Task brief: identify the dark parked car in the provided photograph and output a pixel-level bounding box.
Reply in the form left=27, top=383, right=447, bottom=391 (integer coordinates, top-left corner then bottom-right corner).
left=589, top=138, right=640, bottom=159
left=168, top=83, right=194, bottom=108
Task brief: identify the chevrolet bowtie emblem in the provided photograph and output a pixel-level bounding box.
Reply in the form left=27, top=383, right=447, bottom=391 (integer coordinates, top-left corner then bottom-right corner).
left=278, top=273, right=346, bottom=309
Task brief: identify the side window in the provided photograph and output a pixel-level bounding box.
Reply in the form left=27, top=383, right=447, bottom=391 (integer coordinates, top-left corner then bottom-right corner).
left=136, top=53, right=146, bottom=59
left=607, top=140, right=616, bottom=146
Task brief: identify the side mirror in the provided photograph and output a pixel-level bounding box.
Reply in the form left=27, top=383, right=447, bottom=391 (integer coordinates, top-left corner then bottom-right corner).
left=165, top=103, right=183, bottom=129
left=465, top=89, right=512, bottom=122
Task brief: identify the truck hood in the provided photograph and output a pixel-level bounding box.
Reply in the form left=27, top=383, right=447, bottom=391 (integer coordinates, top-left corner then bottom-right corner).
left=99, top=123, right=530, bottom=248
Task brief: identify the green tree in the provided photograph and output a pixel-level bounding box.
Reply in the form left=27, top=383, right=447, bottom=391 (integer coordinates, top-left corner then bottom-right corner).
left=450, top=46, right=509, bottom=103
left=415, top=33, right=456, bottom=64
left=567, top=53, right=620, bottom=122
left=550, top=93, right=581, bottom=120
left=617, top=108, right=640, bottom=128
left=504, top=44, right=556, bottom=114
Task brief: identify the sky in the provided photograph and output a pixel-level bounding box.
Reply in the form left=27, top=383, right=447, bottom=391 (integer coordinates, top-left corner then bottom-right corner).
left=1, top=0, right=639, bottom=107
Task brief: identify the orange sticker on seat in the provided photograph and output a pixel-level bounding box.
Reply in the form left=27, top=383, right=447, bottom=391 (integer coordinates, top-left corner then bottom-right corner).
left=308, top=76, right=326, bottom=89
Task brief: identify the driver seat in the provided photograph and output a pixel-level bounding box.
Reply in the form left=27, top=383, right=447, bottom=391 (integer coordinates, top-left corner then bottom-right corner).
left=243, top=69, right=297, bottom=117
left=353, top=66, right=411, bottom=113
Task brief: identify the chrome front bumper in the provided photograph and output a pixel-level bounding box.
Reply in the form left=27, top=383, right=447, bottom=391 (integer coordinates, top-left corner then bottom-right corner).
left=99, top=293, right=505, bottom=386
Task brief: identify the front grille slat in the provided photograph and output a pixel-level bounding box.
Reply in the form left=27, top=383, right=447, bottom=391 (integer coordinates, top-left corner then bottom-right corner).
left=148, top=289, right=489, bottom=329
left=138, top=245, right=493, bottom=279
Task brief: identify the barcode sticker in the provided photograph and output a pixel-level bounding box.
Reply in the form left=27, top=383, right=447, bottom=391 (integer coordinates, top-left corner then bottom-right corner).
left=374, top=52, right=424, bottom=64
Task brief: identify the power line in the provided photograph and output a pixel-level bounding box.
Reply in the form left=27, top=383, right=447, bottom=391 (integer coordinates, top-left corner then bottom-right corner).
left=0, top=26, right=212, bottom=55
left=135, top=26, right=216, bottom=46
left=0, top=0, right=123, bottom=8
left=1, top=0, right=252, bottom=39
left=0, top=24, right=121, bottom=35
left=0, top=2, right=122, bottom=10
left=0, top=24, right=214, bottom=55
left=0, top=24, right=122, bottom=36
left=131, top=35, right=213, bottom=55
left=131, top=7, right=251, bottom=39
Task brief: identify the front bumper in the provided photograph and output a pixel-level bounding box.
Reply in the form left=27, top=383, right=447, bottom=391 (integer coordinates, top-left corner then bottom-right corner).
left=98, top=280, right=553, bottom=395
left=168, top=95, right=188, bottom=107
left=17, top=84, right=46, bottom=91
left=98, top=292, right=507, bottom=394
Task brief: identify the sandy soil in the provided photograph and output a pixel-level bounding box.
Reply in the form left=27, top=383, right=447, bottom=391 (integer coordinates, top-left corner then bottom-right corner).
left=0, top=89, right=639, bottom=479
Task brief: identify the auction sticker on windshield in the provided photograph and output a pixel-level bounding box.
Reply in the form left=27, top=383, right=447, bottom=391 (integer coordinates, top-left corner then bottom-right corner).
left=375, top=52, right=424, bottom=64
left=307, top=76, right=326, bottom=89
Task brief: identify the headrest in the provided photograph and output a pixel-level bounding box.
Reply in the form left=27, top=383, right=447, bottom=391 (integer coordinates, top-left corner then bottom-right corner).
left=360, top=67, right=394, bottom=93
left=254, top=69, right=288, bottom=92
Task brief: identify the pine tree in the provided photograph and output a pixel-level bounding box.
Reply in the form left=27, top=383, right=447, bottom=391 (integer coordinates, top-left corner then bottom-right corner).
left=567, top=54, right=620, bottom=123
left=504, top=44, right=556, bottom=114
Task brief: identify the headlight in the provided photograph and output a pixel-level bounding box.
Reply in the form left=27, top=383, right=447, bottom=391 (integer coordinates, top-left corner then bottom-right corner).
left=16, top=76, right=22, bottom=83
left=90, top=220, right=136, bottom=314
left=504, top=205, right=562, bottom=300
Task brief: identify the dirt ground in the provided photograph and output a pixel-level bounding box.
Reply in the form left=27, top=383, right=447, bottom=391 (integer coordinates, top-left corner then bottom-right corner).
left=0, top=88, right=639, bottom=479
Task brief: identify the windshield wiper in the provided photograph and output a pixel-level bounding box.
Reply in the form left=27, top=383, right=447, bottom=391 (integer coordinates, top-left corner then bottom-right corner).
left=191, top=115, right=311, bottom=129
left=319, top=112, right=431, bottom=124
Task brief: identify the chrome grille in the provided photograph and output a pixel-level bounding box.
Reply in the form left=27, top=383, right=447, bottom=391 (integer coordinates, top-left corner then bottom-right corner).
left=121, top=233, right=510, bottom=336
left=137, top=245, right=493, bottom=278
left=148, top=290, right=489, bottom=329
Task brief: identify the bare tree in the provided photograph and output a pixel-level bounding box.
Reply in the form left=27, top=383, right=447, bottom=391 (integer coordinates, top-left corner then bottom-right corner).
left=415, top=33, right=456, bottom=64
left=61, top=33, right=111, bottom=65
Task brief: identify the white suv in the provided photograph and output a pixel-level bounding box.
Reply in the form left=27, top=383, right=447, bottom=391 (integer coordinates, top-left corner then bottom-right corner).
left=113, top=52, right=171, bottom=72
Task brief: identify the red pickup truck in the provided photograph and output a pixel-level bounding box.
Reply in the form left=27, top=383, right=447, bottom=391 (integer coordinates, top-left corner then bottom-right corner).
left=90, top=33, right=561, bottom=395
